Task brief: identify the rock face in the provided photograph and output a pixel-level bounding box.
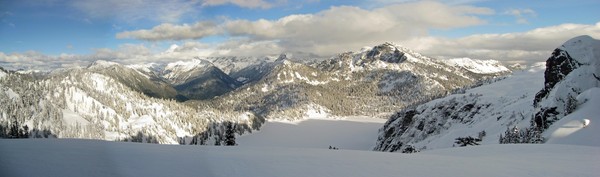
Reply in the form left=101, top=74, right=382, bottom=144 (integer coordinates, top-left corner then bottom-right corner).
left=534, top=48, right=580, bottom=107
left=533, top=35, right=600, bottom=130
left=365, top=43, right=407, bottom=63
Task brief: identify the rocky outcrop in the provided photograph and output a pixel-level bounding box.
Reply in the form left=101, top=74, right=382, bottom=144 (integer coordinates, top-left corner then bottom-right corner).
left=534, top=48, right=580, bottom=106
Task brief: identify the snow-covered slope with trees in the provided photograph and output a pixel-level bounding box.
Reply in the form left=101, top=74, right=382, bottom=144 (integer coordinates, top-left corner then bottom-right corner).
left=374, top=70, right=543, bottom=152
left=375, top=35, right=600, bottom=152
left=0, top=62, right=262, bottom=144
left=544, top=87, right=600, bottom=146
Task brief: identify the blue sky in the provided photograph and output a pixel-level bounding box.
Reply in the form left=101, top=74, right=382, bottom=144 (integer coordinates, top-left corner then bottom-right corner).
left=0, top=0, right=599, bottom=70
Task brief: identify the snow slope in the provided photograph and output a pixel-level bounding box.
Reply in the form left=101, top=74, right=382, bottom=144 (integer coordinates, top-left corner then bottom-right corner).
left=163, top=59, right=213, bottom=84
left=375, top=69, right=544, bottom=151
left=0, top=139, right=597, bottom=177
left=375, top=35, right=600, bottom=152
left=545, top=87, right=600, bottom=146
left=237, top=117, right=386, bottom=150
left=443, top=58, right=510, bottom=74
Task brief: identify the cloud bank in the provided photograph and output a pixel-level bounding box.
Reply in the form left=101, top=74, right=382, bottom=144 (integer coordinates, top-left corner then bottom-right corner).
left=116, top=22, right=220, bottom=41
left=2, top=1, right=600, bottom=70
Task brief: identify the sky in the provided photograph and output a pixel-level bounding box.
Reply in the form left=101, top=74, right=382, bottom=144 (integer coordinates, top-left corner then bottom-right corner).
left=0, top=0, right=599, bottom=70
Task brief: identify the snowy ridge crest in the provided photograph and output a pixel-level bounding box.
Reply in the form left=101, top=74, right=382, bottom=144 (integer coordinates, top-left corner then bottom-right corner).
left=443, top=58, right=510, bottom=74
left=88, top=60, right=121, bottom=69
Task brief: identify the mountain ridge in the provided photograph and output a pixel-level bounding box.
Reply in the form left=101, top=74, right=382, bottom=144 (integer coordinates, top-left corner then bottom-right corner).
left=0, top=42, right=511, bottom=144
left=374, top=35, right=600, bottom=152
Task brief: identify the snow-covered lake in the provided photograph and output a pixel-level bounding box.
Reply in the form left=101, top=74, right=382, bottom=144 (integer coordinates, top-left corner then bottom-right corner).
left=237, top=116, right=387, bottom=150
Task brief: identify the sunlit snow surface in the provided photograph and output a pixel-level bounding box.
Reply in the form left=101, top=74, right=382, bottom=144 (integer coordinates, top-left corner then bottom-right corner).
left=545, top=87, right=600, bottom=146
left=0, top=139, right=598, bottom=177
left=443, top=58, right=510, bottom=74
left=238, top=117, right=386, bottom=150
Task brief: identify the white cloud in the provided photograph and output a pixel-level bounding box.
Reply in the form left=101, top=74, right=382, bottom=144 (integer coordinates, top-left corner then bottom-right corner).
left=504, top=8, right=536, bottom=24
left=401, top=22, right=600, bottom=64
left=116, top=22, right=220, bottom=41
left=371, top=0, right=488, bottom=6
left=220, top=1, right=492, bottom=56
left=212, top=39, right=284, bottom=56
left=70, top=0, right=199, bottom=23
left=201, top=0, right=274, bottom=9
left=89, top=42, right=221, bottom=64
left=0, top=51, right=89, bottom=71
left=114, top=1, right=493, bottom=55
left=3, top=22, right=599, bottom=70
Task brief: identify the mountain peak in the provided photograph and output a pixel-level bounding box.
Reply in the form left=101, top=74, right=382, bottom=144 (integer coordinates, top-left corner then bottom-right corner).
left=88, top=60, right=121, bottom=69
left=363, top=42, right=408, bottom=64
left=560, top=35, right=600, bottom=65
left=165, top=59, right=213, bottom=73
left=275, top=53, right=290, bottom=62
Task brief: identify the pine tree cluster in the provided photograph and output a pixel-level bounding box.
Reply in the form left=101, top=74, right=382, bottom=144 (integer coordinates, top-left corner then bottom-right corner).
left=499, top=126, right=544, bottom=144
left=0, top=119, right=29, bottom=139
left=454, top=136, right=481, bottom=147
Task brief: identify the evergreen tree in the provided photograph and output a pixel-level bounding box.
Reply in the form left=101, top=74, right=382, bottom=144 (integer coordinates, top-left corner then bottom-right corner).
left=477, top=130, right=486, bottom=140
left=22, top=125, right=29, bottom=138
left=565, top=95, right=578, bottom=114
left=0, top=123, right=5, bottom=138
left=401, top=145, right=419, bottom=153
left=499, top=126, right=520, bottom=144
left=214, top=136, right=221, bottom=146
left=9, top=120, right=19, bottom=139
left=454, top=136, right=481, bottom=147
left=224, top=121, right=236, bottom=146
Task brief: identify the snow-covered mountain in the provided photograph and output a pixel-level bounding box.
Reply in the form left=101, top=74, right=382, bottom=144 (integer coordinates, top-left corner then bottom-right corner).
left=205, top=43, right=510, bottom=120
left=161, top=59, right=241, bottom=100
left=204, top=56, right=278, bottom=75
left=0, top=61, right=262, bottom=144
left=0, top=42, right=510, bottom=144
left=87, top=60, right=178, bottom=99
left=374, top=35, right=600, bottom=152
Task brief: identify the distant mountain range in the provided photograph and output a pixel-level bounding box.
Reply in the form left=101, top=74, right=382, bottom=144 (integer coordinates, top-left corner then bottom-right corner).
left=0, top=42, right=511, bottom=144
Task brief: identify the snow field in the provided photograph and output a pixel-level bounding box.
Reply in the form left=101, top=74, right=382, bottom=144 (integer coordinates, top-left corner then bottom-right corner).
left=238, top=116, right=386, bottom=150
left=0, top=139, right=597, bottom=177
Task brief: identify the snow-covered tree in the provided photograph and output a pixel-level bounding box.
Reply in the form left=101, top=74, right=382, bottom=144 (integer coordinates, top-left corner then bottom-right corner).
left=224, top=121, right=236, bottom=146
